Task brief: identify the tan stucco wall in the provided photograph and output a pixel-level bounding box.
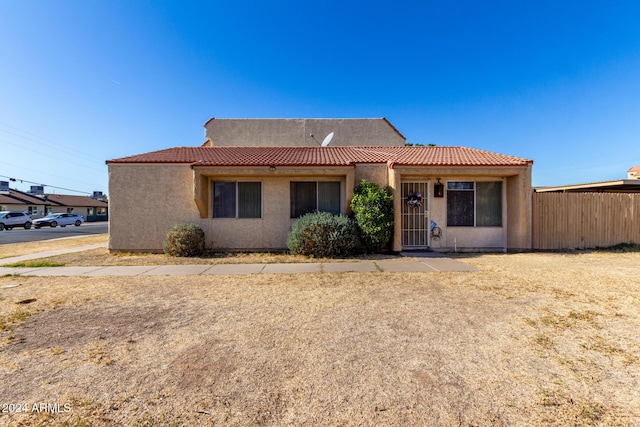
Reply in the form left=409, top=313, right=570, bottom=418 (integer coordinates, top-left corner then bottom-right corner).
left=108, top=164, right=203, bottom=252
left=204, top=118, right=405, bottom=147
left=354, top=163, right=389, bottom=187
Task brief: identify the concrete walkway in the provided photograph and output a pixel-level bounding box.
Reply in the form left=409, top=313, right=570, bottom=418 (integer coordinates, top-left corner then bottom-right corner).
left=0, top=244, right=476, bottom=276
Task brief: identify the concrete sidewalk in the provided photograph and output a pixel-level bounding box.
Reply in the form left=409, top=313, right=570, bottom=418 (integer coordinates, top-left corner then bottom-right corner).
left=0, top=243, right=476, bottom=276
left=0, top=258, right=476, bottom=276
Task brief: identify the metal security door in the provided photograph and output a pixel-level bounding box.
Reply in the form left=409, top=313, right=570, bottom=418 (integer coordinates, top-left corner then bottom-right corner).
left=401, top=181, right=429, bottom=248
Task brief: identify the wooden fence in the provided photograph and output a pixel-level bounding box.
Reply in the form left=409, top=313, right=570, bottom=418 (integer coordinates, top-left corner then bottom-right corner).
left=532, top=192, right=640, bottom=250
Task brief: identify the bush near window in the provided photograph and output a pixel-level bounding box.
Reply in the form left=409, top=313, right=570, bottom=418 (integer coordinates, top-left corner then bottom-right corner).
left=287, top=212, right=358, bottom=258
left=351, top=180, right=394, bottom=253
left=163, top=223, right=206, bottom=257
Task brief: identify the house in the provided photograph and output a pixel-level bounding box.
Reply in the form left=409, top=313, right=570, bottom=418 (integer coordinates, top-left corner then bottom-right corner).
left=0, top=187, right=108, bottom=221
left=107, top=118, right=533, bottom=253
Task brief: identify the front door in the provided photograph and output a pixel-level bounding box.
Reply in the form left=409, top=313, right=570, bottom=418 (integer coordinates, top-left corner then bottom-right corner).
left=401, top=181, right=429, bottom=248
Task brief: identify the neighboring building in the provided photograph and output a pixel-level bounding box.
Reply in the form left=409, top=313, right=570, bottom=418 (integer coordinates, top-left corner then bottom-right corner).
left=0, top=188, right=108, bottom=221
left=107, top=118, right=533, bottom=253
left=535, top=166, right=640, bottom=193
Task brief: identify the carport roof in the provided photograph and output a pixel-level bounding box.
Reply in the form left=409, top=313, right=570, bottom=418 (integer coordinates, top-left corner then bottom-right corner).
left=107, top=146, right=533, bottom=167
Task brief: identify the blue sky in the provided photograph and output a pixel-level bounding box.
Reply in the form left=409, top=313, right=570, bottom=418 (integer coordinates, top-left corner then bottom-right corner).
left=1, top=1, right=639, bottom=194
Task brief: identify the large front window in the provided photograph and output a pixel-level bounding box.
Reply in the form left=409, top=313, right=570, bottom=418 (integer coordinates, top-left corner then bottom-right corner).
left=213, top=181, right=262, bottom=218
left=290, top=181, right=340, bottom=218
left=446, top=181, right=502, bottom=227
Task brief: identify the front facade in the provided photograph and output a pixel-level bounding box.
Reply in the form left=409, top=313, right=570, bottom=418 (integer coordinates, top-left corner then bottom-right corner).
left=108, top=119, right=532, bottom=253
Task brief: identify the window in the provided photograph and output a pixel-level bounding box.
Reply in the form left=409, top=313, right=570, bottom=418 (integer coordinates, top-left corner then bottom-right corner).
left=87, top=207, right=94, bottom=216
left=97, top=207, right=107, bottom=215
left=213, top=181, right=262, bottom=219
left=447, top=181, right=502, bottom=227
left=290, top=181, right=340, bottom=217
left=28, top=206, right=37, bottom=216
left=67, top=208, right=74, bottom=213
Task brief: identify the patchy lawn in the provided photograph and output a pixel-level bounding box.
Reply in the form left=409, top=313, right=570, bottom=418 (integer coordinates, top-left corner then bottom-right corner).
left=0, top=252, right=639, bottom=426
left=0, top=235, right=108, bottom=260
left=21, top=247, right=408, bottom=266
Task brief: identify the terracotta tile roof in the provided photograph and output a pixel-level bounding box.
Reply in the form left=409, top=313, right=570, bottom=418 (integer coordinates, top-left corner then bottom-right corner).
left=0, top=190, right=61, bottom=206
left=0, top=190, right=107, bottom=207
left=107, top=146, right=532, bottom=167
left=44, top=194, right=108, bottom=207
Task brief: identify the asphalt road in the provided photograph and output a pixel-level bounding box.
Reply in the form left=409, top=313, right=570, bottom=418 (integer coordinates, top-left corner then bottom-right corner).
left=0, top=222, right=108, bottom=245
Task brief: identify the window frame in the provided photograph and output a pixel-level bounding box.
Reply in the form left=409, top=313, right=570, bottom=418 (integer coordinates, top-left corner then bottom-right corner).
left=290, top=181, right=341, bottom=218
left=212, top=181, right=263, bottom=219
left=446, top=180, right=503, bottom=227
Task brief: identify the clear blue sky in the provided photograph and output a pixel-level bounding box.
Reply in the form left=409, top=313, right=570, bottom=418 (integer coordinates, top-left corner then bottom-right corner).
left=1, top=1, right=639, bottom=194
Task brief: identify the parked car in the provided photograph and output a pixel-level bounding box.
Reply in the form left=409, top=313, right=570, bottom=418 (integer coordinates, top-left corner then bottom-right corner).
left=33, top=213, right=84, bottom=229
left=0, top=211, right=33, bottom=230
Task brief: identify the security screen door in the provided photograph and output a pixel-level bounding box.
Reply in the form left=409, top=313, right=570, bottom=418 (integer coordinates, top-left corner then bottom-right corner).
left=401, top=181, right=430, bottom=248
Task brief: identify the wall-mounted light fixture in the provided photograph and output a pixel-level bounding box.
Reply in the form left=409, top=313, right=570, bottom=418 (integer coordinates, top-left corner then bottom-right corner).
left=434, top=178, right=444, bottom=198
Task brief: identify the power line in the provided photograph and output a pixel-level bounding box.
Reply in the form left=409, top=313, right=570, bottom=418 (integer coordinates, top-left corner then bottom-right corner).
left=0, top=121, right=104, bottom=163
left=0, top=169, right=103, bottom=195
left=0, top=138, right=105, bottom=174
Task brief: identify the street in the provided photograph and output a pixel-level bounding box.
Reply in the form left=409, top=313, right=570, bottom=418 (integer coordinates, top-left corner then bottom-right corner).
left=0, top=222, right=108, bottom=245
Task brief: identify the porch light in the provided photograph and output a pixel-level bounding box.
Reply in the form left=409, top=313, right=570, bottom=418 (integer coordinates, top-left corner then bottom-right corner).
left=434, top=178, right=444, bottom=198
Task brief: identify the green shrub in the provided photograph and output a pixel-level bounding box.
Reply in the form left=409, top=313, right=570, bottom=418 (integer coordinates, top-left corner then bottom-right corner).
left=351, top=180, right=394, bottom=253
left=287, top=212, right=358, bottom=258
left=163, top=223, right=206, bottom=257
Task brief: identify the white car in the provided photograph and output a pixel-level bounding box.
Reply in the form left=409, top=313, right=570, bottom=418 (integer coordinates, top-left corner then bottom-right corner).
left=33, top=213, right=85, bottom=229
left=0, top=211, right=33, bottom=230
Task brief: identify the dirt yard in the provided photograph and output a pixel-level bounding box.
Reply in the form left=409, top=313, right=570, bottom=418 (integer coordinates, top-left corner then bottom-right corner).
left=1, top=251, right=639, bottom=426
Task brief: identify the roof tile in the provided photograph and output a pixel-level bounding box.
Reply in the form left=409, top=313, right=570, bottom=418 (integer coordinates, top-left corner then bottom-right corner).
left=107, top=146, right=532, bottom=167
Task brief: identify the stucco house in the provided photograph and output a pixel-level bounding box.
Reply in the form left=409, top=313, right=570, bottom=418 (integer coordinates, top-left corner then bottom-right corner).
left=107, top=118, right=532, bottom=253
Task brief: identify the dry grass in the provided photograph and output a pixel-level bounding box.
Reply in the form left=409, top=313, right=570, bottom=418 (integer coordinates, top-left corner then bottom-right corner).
left=31, top=247, right=407, bottom=266
left=0, top=252, right=639, bottom=426
left=0, top=234, right=108, bottom=259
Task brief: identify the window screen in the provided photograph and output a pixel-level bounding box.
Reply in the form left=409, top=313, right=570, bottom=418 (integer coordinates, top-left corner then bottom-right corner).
left=238, top=182, right=262, bottom=218
left=318, top=182, right=340, bottom=214
left=213, top=181, right=236, bottom=218
left=214, top=181, right=261, bottom=219
left=290, top=181, right=340, bottom=217
left=447, top=182, right=474, bottom=226
left=476, top=181, right=502, bottom=226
